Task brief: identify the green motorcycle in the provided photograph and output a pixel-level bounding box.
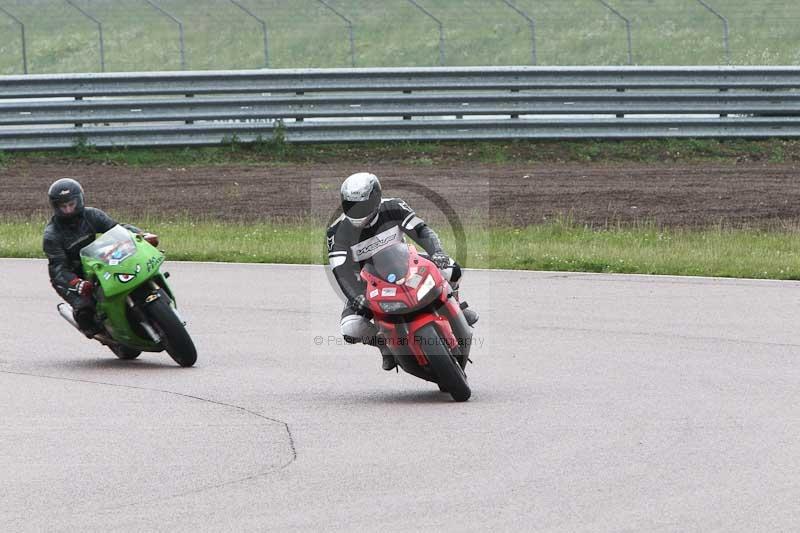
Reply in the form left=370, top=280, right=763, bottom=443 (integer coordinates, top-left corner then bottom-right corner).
left=57, top=225, right=197, bottom=367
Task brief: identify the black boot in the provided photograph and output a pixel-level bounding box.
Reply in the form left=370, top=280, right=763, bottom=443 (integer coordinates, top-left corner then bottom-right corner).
left=459, top=301, right=479, bottom=326
left=452, top=288, right=479, bottom=327
left=379, top=344, right=396, bottom=371
left=462, top=307, right=479, bottom=326
left=74, top=307, right=103, bottom=338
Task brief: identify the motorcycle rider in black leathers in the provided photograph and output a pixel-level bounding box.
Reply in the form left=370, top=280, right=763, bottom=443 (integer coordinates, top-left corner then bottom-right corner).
left=42, top=178, right=159, bottom=337
left=326, top=172, right=478, bottom=371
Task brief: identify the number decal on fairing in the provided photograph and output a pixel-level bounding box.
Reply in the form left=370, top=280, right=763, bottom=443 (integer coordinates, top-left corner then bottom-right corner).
left=146, top=255, right=164, bottom=273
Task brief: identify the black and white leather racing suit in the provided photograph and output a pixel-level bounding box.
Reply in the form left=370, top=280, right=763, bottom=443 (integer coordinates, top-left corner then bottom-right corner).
left=326, top=198, right=462, bottom=343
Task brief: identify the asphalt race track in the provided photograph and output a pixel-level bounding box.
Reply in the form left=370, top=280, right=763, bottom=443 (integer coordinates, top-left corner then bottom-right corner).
left=1, top=259, right=799, bottom=531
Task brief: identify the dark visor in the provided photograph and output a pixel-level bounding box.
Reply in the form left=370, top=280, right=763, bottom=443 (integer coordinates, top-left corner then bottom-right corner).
left=343, top=191, right=379, bottom=219
left=55, top=197, right=77, bottom=206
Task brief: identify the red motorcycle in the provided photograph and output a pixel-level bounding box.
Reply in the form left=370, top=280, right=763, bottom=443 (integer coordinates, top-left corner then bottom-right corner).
left=360, top=240, right=474, bottom=402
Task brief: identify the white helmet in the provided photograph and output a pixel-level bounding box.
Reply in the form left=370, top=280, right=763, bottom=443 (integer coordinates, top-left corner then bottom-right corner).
left=340, top=172, right=381, bottom=228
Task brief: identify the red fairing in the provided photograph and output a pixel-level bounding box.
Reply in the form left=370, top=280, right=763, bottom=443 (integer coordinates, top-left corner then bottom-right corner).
left=360, top=244, right=459, bottom=366
left=405, top=314, right=458, bottom=366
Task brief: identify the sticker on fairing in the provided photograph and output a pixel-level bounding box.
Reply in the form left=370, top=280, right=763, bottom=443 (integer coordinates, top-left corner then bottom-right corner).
left=370, top=288, right=379, bottom=298
left=381, top=287, right=397, bottom=297
left=103, top=272, right=112, bottom=280
left=350, top=226, right=402, bottom=262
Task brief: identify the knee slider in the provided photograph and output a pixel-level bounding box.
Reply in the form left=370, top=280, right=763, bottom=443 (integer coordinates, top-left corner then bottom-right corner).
left=341, top=314, right=375, bottom=341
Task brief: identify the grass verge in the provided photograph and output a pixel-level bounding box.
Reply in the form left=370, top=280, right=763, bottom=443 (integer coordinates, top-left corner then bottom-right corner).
left=7, top=138, right=800, bottom=167
left=2, top=0, right=798, bottom=74
left=4, top=218, right=799, bottom=280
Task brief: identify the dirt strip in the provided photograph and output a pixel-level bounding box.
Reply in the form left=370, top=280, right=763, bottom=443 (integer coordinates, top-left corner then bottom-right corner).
left=3, top=160, right=799, bottom=227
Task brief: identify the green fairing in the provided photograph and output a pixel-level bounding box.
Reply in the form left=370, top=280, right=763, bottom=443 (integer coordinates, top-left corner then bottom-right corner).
left=80, top=225, right=174, bottom=351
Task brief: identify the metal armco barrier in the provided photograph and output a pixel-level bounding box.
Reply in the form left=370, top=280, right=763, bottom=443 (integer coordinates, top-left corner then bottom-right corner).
left=2, top=66, right=800, bottom=150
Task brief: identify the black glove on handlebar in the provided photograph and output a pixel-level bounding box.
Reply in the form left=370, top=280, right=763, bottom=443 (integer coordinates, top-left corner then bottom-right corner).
left=430, top=251, right=452, bottom=270
left=349, top=294, right=369, bottom=312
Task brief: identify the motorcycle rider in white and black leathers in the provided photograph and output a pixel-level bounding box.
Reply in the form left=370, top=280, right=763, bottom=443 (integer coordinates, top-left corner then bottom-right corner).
left=326, top=172, right=478, bottom=371
left=42, top=178, right=159, bottom=337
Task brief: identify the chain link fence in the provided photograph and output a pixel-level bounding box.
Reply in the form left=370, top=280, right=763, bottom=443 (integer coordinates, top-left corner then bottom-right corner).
left=0, top=0, right=798, bottom=74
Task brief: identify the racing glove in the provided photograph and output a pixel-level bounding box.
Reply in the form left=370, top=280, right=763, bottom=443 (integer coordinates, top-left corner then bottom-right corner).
left=430, top=251, right=452, bottom=270
left=143, top=233, right=160, bottom=247
left=69, top=278, right=94, bottom=297
left=349, top=294, right=369, bottom=312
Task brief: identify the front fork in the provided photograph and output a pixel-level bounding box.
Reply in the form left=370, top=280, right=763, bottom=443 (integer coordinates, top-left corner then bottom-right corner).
left=126, top=295, right=161, bottom=343
left=126, top=275, right=178, bottom=343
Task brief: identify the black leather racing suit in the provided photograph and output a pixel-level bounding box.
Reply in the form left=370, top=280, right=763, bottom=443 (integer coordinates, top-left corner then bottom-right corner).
left=42, top=207, right=141, bottom=330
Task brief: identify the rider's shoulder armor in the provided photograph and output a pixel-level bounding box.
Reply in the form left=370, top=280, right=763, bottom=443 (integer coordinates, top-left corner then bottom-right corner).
left=326, top=198, right=427, bottom=267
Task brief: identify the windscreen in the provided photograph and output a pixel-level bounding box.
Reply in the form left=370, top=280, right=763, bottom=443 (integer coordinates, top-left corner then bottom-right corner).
left=79, top=225, right=137, bottom=265
left=364, top=242, right=410, bottom=282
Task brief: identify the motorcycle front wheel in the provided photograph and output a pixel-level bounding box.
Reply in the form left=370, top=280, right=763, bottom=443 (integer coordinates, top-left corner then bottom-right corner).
left=146, top=298, right=197, bottom=367
left=417, top=324, right=470, bottom=402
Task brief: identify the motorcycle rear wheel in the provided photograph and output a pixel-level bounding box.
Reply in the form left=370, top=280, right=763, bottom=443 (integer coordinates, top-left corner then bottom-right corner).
left=417, top=324, right=470, bottom=402
left=146, top=298, right=197, bottom=367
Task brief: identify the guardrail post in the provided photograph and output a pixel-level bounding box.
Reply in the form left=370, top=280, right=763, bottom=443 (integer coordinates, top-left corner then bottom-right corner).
left=65, top=0, right=105, bottom=72
left=510, top=89, right=519, bottom=118
left=405, top=0, right=445, bottom=66
left=185, top=93, right=194, bottom=124
left=0, top=6, right=28, bottom=74
left=403, top=90, right=412, bottom=120
left=719, top=87, right=728, bottom=118
left=315, top=0, right=355, bottom=67
left=696, top=0, right=730, bottom=64
left=74, top=96, right=84, bottom=128
left=229, top=0, right=270, bottom=68
left=499, top=0, right=536, bottom=65
left=296, top=90, right=304, bottom=122
left=143, top=0, right=186, bottom=70
left=596, top=0, right=633, bottom=65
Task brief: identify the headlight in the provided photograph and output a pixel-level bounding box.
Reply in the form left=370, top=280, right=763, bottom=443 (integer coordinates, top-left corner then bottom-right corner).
left=116, top=273, right=136, bottom=283
left=379, top=301, right=408, bottom=313
left=416, top=275, right=435, bottom=300
left=405, top=274, right=423, bottom=289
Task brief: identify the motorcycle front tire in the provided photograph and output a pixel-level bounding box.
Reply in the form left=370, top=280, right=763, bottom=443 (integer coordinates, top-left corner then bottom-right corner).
left=417, top=324, right=470, bottom=402
left=146, top=298, right=197, bottom=368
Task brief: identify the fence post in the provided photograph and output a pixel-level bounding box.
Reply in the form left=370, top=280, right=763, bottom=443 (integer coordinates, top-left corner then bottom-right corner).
left=143, top=0, right=186, bottom=70
left=499, top=0, right=536, bottom=66
left=405, top=0, right=445, bottom=66
left=0, top=6, right=27, bottom=74
left=229, top=0, right=270, bottom=68
left=595, top=0, right=633, bottom=65
left=315, top=0, right=355, bottom=67
left=696, top=0, right=730, bottom=64
left=64, top=0, right=105, bottom=72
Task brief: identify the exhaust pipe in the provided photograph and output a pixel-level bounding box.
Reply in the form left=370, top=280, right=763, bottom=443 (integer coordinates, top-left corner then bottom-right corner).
left=57, top=303, right=80, bottom=330
left=58, top=302, right=117, bottom=345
